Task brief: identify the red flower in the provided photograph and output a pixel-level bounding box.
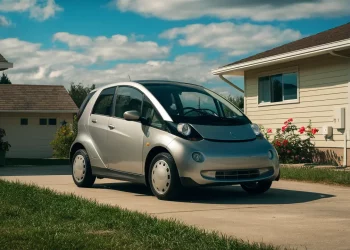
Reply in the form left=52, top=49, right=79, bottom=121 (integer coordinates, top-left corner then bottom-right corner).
left=275, top=141, right=281, bottom=147
left=283, top=139, right=288, bottom=146
left=282, top=125, right=287, bottom=132
left=284, top=118, right=293, bottom=125
left=299, top=126, right=305, bottom=134
left=311, top=128, right=319, bottom=135
left=267, top=128, right=272, bottom=133
left=287, top=150, right=291, bottom=154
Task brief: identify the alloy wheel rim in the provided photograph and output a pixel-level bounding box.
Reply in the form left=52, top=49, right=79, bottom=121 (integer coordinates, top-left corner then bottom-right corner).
left=73, top=155, right=86, bottom=182
left=152, top=160, right=171, bottom=195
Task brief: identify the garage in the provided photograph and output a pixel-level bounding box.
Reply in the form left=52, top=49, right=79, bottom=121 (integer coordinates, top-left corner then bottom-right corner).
left=0, top=84, right=78, bottom=159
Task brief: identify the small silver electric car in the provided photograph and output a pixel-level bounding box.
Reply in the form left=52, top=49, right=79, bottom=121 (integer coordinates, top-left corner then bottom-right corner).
left=70, top=80, right=280, bottom=200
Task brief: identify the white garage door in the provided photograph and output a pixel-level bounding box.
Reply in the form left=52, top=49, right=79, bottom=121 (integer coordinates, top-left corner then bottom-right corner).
left=0, top=116, right=59, bottom=158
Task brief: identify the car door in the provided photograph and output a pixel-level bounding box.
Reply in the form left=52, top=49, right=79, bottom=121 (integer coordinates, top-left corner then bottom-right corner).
left=106, top=86, right=144, bottom=174
left=88, top=87, right=116, bottom=165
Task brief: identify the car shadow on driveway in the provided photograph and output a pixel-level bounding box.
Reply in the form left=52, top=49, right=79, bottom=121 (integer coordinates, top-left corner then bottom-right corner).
left=93, top=182, right=334, bottom=205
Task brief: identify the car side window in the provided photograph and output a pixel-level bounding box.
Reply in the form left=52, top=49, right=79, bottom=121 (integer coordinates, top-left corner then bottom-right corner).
left=114, top=86, right=143, bottom=118
left=142, top=96, right=165, bottom=130
left=92, top=87, right=116, bottom=116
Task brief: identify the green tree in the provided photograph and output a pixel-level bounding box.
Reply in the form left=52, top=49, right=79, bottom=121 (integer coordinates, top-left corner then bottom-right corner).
left=0, top=72, right=12, bottom=84
left=68, top=82, right=95, bottom=108
left=227, top=95, right=244, bottom=110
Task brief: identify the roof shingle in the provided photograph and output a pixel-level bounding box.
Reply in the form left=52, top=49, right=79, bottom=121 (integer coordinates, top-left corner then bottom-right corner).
left=0, top=84, right=78, bottom=112
left=222, top=22, right=350, bottom=68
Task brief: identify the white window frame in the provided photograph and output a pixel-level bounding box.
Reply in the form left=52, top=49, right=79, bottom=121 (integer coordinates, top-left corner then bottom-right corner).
left=257, top=66, right=300, bottom=107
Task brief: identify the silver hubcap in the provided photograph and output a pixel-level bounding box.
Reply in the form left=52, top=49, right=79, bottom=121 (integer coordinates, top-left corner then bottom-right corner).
left=73, top=154, right=86, bottom=182
left=152, top=160, right=171, bottom=195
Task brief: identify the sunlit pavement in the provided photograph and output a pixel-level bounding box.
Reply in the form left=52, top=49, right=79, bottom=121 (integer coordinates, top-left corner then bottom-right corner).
left=1, top=165, right=350, bottom=250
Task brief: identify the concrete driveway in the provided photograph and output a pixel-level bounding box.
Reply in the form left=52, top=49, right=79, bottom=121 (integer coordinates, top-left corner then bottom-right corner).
left=1, top=165, right=350, bottom=250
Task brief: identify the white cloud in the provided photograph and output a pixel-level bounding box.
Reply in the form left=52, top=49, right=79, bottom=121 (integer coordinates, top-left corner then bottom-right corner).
left=115, top=0, right=350, bottom=21
left=53, top=32, right=92, bottom=47
left=29, top=0, right=62, bottom=21
left=160, top=22, right=302, bottom=56
left=0, top=0, right=62, bottom=21
left=53, top=32, right=170, bottom=61
left=1, top=37, right=220, bottom=92
left=0, top=38, right=95, bottom=73
left=0, top=15, right=11, bottom=26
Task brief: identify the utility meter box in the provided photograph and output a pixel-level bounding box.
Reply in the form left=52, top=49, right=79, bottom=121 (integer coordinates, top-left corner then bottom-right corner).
left=333, top=108, right=345, bottom=129
left=322, top=126, right=333, bottom=138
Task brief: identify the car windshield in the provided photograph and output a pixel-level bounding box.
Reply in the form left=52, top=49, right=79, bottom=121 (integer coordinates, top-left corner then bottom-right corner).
left=144, top=83, right=250, bottom=126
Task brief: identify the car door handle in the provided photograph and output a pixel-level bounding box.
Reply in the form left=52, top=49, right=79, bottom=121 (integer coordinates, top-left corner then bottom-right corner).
left=108, top=124, right=115, bottom=129
left=91, top=119, right=97, bottom=123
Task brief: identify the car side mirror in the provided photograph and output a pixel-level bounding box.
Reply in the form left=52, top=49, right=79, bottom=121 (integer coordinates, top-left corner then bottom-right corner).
left=123, top=110, right=141, bottom=121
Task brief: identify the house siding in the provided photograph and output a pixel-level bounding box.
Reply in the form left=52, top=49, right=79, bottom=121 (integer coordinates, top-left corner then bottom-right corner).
left=0, top=112, right=74, bottom=158
left=245, top=54, right=350, bottom=149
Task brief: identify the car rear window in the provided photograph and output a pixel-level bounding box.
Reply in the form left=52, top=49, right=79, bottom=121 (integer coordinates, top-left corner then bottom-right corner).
left=77, top=91, right=96, bottom=120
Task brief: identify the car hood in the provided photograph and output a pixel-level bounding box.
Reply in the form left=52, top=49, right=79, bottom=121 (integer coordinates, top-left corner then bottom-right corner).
left=190, top=123, right=256, bottom=141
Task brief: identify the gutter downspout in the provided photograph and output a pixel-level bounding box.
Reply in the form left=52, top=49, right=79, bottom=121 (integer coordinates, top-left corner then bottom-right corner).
left=218, top=74, right=244, bottom=93
left=329, top=50, right=350, bottom=167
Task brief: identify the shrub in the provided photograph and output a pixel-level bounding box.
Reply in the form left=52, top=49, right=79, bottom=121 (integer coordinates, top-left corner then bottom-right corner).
left=0, top=128, right=11, bottom=152
left=260, top=118, right=319, bottom=164
left=50, top=116, right=78, bottom=158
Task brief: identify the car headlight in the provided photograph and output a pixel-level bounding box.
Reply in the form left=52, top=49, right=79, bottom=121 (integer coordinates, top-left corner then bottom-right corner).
left=177, top=123, right=191, bottom=136
left=268, top=150, right=273, bottom=160
left=165, top=122, right=203, bottom=141
left=250, top=123, right=261, bottom=136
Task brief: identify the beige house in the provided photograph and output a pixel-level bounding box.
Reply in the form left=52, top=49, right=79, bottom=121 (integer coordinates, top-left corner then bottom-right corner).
left=0, top=53, right=13, bottom=71
left=212, top=22, right=350, bottom=166
left=0, top=84, right=78, bottom=158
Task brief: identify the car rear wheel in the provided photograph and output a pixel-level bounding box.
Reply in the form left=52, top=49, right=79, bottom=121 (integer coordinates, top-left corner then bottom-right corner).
left=149, top=152, right=183, bottom=200
left=72, top=149, right=96, bottom=188
left=241, top=180, right=272, bottom=194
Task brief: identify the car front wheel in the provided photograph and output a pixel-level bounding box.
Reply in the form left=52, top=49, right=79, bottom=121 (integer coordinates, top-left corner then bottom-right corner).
left=72, top=149, right=96, bottom=188
left=241, top=180, right=272, bottom=194
left=149, top=152, right=183, bottom=200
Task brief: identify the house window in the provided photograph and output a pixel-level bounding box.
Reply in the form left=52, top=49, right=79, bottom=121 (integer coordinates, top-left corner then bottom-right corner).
left=258, top=72, right=298, bottom=104
left=20, top=118, right=28, bottom=125
left=39, top=118, right=47, bottom=125
left=48, top=118, right=57, bottom=125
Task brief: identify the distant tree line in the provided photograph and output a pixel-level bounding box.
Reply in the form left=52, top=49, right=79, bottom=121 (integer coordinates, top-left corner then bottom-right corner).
left=68, top=82, right=95, bottom=108
left=0, top=73, right=11, bottom=84
left=227, top=95, right=244, bottom=110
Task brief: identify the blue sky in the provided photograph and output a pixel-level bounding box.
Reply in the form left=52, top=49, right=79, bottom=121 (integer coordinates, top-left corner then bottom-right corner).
left=0, top=0, right=349, bottom=97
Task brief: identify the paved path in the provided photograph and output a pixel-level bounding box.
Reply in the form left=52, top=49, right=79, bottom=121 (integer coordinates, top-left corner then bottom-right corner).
left=1, top=165, right=350, bottom=250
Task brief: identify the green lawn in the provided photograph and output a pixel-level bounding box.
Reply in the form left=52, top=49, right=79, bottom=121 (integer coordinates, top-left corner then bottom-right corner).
left=0, top=180, right=280, bottom=250
left=281, top=167, right=350, bottom=186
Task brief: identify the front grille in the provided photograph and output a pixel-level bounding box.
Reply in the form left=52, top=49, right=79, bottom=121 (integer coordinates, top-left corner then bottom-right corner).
left=215, top=169, right=260, bottom=180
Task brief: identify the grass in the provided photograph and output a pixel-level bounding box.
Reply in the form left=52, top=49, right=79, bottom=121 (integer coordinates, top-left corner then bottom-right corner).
left=281, top=167, right=350, bottom=186
left=0, top=180, right=281, bottom=250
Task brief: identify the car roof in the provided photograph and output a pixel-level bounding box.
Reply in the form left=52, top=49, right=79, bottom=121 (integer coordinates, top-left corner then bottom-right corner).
left=91, top=80, right=204, bottom=93
left=135, top=80, right=199, bottom=87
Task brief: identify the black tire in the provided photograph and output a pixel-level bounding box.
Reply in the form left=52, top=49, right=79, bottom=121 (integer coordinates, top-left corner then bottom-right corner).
left=148, top=152, right=183, bottom=200
left=72, top=149, right=96, bottom=188
left=241, top=180, right=272, bottom=194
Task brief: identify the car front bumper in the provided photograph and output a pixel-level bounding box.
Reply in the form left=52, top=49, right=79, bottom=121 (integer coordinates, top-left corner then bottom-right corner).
left=167, top=137, right=280, bottom=187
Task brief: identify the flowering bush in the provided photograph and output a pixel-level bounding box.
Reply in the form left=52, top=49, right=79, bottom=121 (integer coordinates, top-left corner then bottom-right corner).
left=261, top=118, right=319, bottom=164
left=0, top=128, right=11, bottom=152
left=50, top=116, right=78, bottom=158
